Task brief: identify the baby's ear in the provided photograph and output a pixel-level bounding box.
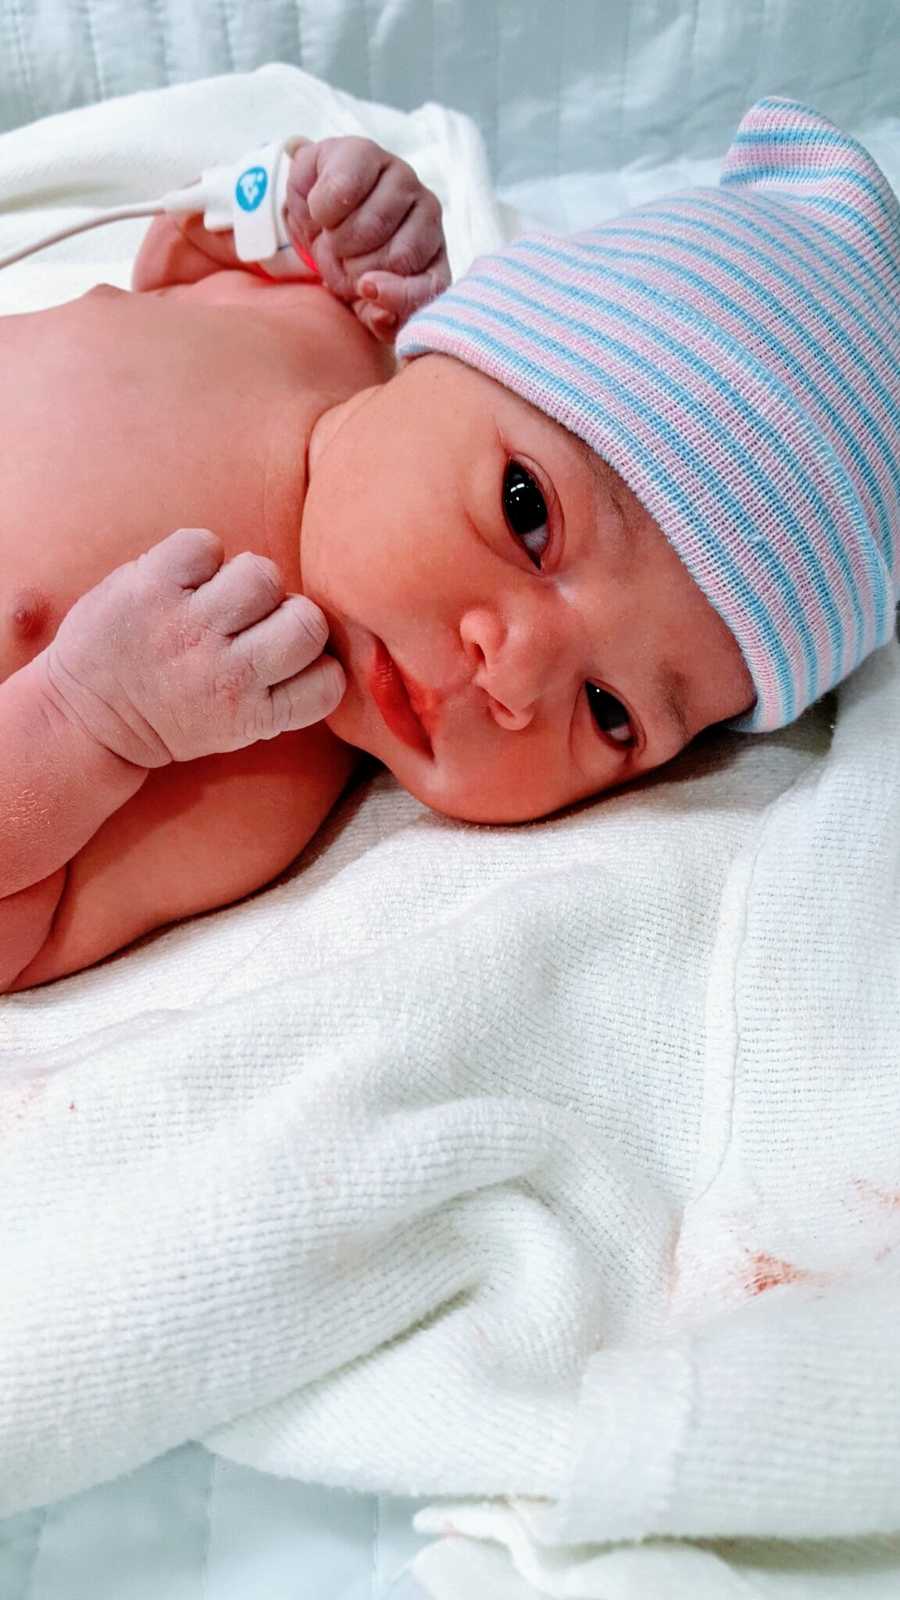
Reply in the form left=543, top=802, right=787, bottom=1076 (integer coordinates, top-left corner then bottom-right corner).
left=721, top=96, right=900, bottom=276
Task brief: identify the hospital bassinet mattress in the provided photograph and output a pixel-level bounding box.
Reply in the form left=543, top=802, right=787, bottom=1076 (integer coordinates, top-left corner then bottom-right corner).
left=0, top=1444, right=436, bottom=1599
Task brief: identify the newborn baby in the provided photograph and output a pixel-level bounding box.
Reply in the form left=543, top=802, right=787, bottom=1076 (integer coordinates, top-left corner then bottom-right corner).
left=1, top=96, right=897, bottom=992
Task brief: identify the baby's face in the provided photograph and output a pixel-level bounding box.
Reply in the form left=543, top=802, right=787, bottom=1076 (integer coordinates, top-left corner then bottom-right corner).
left=300, top=354, right=755, bottom=823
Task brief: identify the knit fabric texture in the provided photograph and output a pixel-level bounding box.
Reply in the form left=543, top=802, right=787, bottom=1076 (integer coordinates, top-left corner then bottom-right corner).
left=397, top=97, right=900, bottom=732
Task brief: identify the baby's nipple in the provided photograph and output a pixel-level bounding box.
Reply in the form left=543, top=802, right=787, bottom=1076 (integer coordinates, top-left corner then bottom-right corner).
left=8, top=586, right=53, bottom=646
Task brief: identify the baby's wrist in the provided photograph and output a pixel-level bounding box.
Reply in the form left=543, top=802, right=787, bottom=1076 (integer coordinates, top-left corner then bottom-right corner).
left=35, top=650, right=160, bottom=776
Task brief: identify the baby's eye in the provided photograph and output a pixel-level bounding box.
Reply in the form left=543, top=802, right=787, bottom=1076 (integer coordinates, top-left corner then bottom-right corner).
left=503, top=460, right=550, bottom=568
left=585, top=683, right=636, bottom=748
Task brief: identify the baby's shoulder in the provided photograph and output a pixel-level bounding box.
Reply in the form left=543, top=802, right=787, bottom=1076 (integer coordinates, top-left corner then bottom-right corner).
left=165, top=271, right=395, bottom=388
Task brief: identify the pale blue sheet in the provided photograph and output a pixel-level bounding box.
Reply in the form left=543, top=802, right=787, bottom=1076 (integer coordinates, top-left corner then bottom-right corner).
left=0, top=1445, right=434, bottom=1599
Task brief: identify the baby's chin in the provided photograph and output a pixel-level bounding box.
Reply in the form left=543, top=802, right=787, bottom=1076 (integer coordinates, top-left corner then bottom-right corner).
left=322, top=705, right=374, bottom=762
left=384, top=759, right=574, bottom=826
left=321, top=700, right=580, bottom=825
left=318, top=706, right=445, bottom=810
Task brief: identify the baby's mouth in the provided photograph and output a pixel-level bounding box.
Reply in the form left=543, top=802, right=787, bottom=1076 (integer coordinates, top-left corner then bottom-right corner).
left=368, top=638, right=434, bottom=758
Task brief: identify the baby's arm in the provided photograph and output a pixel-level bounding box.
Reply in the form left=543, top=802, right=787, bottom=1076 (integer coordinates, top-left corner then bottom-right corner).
left=132, top=136, right=449, bottom=342
left=0, top=657, right=150, bottom=989
left=130, top=205, right=248, bottom=291
left=0, top=528, right=343, bottom=992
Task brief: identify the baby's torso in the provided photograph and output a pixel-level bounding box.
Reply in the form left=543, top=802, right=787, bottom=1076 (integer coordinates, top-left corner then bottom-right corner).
left=1, top=273, right=388, bottom=983
left=0, top=274, right=387, bottom=673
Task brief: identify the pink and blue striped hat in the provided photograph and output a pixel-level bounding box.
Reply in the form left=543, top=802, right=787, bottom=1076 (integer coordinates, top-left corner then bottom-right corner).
left=397, top=98, right=900, bottom=731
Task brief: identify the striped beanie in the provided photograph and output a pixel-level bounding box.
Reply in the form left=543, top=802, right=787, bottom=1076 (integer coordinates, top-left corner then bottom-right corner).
left=397, top=98, right=900, bottom=732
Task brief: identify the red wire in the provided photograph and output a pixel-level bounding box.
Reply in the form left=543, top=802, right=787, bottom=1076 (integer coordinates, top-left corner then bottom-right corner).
left=250, top=241, right=321, bottom=281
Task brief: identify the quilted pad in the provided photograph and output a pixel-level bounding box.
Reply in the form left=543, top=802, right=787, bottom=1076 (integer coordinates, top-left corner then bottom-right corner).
left=0, top=1446, right=433, bottom=1600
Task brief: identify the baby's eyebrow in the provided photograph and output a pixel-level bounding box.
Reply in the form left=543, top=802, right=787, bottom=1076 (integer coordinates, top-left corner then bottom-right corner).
left=657, top=662, right=691, bottom=745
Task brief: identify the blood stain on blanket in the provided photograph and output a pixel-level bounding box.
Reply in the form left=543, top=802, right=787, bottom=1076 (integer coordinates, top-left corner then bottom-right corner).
left=745, top=1251, right=817, bottom=1296
left=0, top=1079, right=47, bottom=1143
left=852, top=1177, right=900, bottom=1210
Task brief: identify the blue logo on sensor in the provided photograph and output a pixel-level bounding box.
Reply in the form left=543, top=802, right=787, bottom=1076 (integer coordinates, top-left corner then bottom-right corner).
left=235, top=166, right=268, bottom=211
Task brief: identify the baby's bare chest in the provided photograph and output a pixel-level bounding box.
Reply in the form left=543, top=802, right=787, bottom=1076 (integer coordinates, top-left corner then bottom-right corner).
left=0, top=282, right=376, bottom=961
left=0, top=281, right=368, bottom=685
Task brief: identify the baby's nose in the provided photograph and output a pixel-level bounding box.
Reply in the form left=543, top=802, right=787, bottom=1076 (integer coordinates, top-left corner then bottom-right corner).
left=484, top=694, right=534, bottom=732
left=458, top=604, right=552, bottom=730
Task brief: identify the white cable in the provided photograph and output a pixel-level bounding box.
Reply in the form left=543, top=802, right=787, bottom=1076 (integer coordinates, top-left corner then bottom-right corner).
left=0, top=135, right=308, bottom=274
left=0, top=203, right=165, bottom=269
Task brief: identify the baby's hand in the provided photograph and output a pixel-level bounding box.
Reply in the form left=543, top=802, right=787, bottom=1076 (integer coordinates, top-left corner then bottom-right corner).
left=285, top=136, right=450, bottom=343
left=39, top=528, right=345, bottom=768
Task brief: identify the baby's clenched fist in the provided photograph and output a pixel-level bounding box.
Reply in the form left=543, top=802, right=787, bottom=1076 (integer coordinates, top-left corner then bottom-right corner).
left=39, top=527, right=345, bottom=769
left=285, top=136, right=450, bottom=343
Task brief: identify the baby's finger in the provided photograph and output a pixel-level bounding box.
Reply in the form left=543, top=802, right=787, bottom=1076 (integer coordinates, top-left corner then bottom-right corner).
left=356, top=254, right=451, bottom=324
left=269, top=653, right=346, bottom=733
left=308, top=230, right=354, bottom=301
left=303, top=137, right=389, bottom=232
left=232, top=593, right=331, bottom=684
left=324, top=160, right=419, bottom=259
left=347, top=191, right=446, bottom=282
left=351, top=298, right=399, bottom=344
left=139, top=526, right=225, bottom=589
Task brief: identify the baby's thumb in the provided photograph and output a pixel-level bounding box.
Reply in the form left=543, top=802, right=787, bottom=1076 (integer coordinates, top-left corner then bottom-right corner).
left=356, top=266, right=447, bottom=327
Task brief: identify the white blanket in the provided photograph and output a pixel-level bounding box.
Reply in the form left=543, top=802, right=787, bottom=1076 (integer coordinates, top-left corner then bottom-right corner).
left=1, top=66, right=899, bottom=1600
